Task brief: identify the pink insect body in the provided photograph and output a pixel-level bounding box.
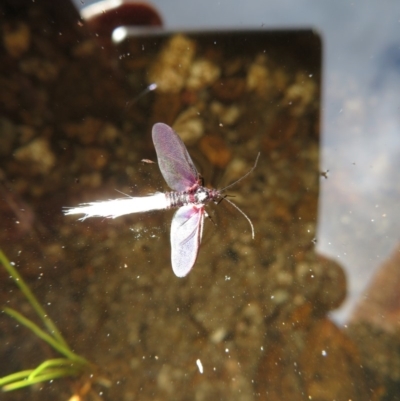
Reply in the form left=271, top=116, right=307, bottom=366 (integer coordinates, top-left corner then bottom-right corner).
left=64, top=123, right=257, bottom=277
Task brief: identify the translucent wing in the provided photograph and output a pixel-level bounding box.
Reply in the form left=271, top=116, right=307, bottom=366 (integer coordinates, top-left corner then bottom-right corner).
left=152, top=123, right=199, bottom=191
left=170, top=205, right=204, bottom=277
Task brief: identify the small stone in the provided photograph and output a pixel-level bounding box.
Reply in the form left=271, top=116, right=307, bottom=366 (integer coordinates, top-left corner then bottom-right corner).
left=18, top=125, right=36, bottom=145
left=0, top=118, right=17, bottom=156
left=270, top=289, right=289, bottom=304
left=186, top=59, right=220, bottom=90
left=3, top=22, right=30, bottom=58
left=64, top=117, right=104, bottom=145
left=283, top=72, right=317, bottom=116
left=247, top=54, right=271, bottom=96
left=172, top=107, right=204, bottom=144
left=149, top=34, right=196, bottom=93
left=14, top=138, right=55, bottom=174
left=152, top=93, right=182, bottom=126
left=212, top=77, right=246, bottom=102
left=210, top=102, right=241, bottom=126
left=99, top=123, right=119, bottom=144
left=199, top=135, right=231, bottom=168
left=79, top=172, right=103, bottom=188
left=19, top=58, right=59, bottom=82
left=83, top=148, right=109, bottom=170
left=72, top=39, right=98, bottom=57
left=314, top=255, right=347, bottom=313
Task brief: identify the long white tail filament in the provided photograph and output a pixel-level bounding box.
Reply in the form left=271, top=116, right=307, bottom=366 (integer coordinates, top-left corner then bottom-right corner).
left=63, top=193, right=168, bottom=221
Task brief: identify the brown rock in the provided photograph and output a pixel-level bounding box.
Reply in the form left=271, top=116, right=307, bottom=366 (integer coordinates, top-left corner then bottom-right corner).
left=149, top=34, right=196, bottom=93
left=349, top=244, right=400, bottom=334
left=200, top=135, right=232, bottom=169
left=314, top=255, right=347, bottom=314
left=3, top=22, right=31, bottom=58
left=83, top=148, right=109, bottom=170
left=348, top=244, right=400, bottom=393
left=212, top=77, right=246, bottom=102
left=300, top=319, right=374, bottom=401
left=256, top=318, right=378, bottom=401
left=14, top=137, right=55, bottom=175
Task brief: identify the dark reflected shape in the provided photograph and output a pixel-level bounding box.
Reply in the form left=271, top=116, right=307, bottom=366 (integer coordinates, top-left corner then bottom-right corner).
left=350, top=244, right=400, bottom=333
left=256, top=318, right=379, bottom=401
left=348, top=244, right=400, bottom=399
left=82, top=0, right=162, bottom=49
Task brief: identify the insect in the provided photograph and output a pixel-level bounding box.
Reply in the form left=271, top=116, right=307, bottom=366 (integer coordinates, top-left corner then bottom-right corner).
left=64, top=123, right=259, bottom=277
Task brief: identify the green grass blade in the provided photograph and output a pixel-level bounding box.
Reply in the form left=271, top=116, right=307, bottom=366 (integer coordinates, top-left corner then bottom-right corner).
left=0, top=370, right=34, bottom=386
left=28, top=358, right=76, bottom=380
left=0, top=249, right=92, bottom=393
left=2, top=367, right=80, bottom=391
left=3, top=307, right=88, bottom=366
left=0, top=249, right=69, bottom=348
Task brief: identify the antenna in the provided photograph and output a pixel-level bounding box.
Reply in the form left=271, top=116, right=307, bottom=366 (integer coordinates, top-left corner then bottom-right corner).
left=218, top=152, right=260, bottom=238
left=220, top=152, right=260, bottom=192
left=222, top=197, right=255, bottom=239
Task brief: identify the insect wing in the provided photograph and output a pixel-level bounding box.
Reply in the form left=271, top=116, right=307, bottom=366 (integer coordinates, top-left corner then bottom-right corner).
left=170, top=205, right=204, bottom=277
left=152, top=123, right=199, bottom=191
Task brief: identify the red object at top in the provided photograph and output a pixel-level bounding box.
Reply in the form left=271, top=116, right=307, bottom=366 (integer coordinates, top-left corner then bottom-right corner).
left=81, top=0, right=162, bottom=40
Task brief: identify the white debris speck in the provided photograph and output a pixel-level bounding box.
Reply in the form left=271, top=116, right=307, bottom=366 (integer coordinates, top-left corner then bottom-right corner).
left=196, top=359, right=203, bottom=374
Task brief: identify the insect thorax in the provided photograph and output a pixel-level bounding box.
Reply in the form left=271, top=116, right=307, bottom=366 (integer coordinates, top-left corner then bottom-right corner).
left=166, top=187, right=219, bottom=208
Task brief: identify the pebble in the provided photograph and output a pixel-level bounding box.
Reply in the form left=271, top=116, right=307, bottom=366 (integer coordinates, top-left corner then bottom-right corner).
left=149, top=34, right=196, bottom=93
left=3, top=22, right=30, bottom=58
left=186, top=59, right=220, bottom=90
left=14, top=137, right=55, bottom=174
